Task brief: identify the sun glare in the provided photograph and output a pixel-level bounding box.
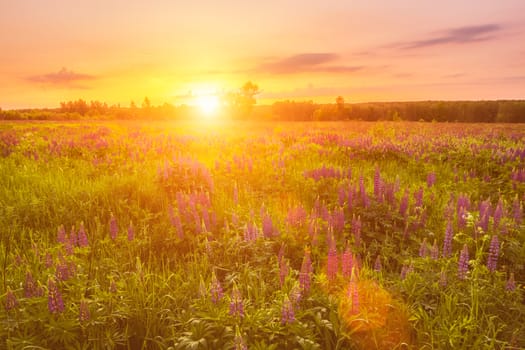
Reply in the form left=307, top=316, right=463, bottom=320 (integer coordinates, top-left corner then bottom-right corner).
left=195, top=94, right=220, bottom=117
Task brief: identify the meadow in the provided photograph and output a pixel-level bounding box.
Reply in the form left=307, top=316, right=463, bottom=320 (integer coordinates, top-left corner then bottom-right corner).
left=0, top=120, right=524, bottom=349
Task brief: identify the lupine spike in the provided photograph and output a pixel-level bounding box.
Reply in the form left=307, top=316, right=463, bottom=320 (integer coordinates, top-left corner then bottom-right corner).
left=487, top=235, right=499, bottom=273
left=299, top=247, right=312, bottom=292
left=281, top=295, right=295, bottom=324
left=47, top=277, right=65, bottom=314
left=109, top=213, right=118, bottom=240
left=458, top=244, right=469, bottom=280
left=5, top=287, right=18, bottom=311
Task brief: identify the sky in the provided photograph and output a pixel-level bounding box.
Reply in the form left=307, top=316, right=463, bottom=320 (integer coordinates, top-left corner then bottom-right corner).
left=1, top=0, right=525, bottom=109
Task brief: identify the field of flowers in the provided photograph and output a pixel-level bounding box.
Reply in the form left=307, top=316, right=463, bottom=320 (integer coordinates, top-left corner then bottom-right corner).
left=0, top=120, right=524, bottom=349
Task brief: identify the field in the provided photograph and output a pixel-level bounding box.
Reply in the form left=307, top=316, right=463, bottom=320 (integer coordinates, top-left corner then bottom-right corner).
left=1, top=120, right=524, bottom=349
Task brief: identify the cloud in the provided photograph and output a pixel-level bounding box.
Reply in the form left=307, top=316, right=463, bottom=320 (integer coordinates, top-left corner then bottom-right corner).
left=27, top=67, right=95, bottom=87
left=400, top=24, right=501, bottom=49
left=255, top=53, right=362, bottom=74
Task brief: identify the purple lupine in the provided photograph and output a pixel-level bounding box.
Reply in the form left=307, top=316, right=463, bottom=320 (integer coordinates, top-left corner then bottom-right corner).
left=210, top=272, right=223, bottom=304
left=281, top=295, right=295, bottom=324
left=330, top=208, right=345, bottom=235
left=414, top=187, right=424, bottom=208
left=127, top=221, right=135, bottom=241
left=359, top=175, right=370, bottom=208
left=341, top=247, right=354, bottom=278
left=229, top=284, right=244, bottom=318
left=47, top=277, right=65, bottom=314
left=299, top=248, right=312, bottom=292
left=430, top=240, right=439, bottom=260
left=373, top=166, right=383, bottom=201
left=487, top=235, right=499, bottom=273
left=419, top=238, right=428, bottom=258
left=352, top=215, right=362, bottom=246
left=262, top=213, right=275, bottom=238
left=78, top=222, right=89, bottom=247
left=400, top=263, right=414, bottom=280
left=79, top=299, right=90, bottom=324
left=57, top=225, right=66, bottom=244
left=506, top=273, right=516, bottom=291
left=458, top=244, right=469, bottom=280
left=5, top=287, right=17, bottom=311
left=374, top=255, right=382, bottom=272
left=45, top=252, right=53, bottom=268
left=493, top=198, right=504, bottom=229
left=64, top=238, right=74, bottom=256
left=327, top=243, right=338, bottom=281
left=442, top=220, right=453, bottom=258
left=69, top=225, right=78, bottom=247
left=109, top=214, right=118, bottom=240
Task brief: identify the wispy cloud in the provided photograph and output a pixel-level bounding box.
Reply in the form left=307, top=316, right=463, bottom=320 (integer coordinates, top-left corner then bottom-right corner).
left=27, top=67, right=95, bottom=88
left=255, top=53, right=362, bottom=74
left=400, top=24, right=501, bottom=49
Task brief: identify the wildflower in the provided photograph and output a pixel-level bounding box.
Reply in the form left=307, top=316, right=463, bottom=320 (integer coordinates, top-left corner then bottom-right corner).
left=347, top=269, right=359, bottom=314
left=279, top=257, right=289, bottom=287
left=79, top=299, right=90, bottom=324
left=327, top=243, right=338, bottom=281
left=374, top=166, right=383, bottom=201
left=299, top=248, right=313, bottom=292
left=57, top=225, right=66, bottom=244
left=24, top=271, right=37, bottom=298
left=262, top=213, right=275, bottom=238
left=374, top=255, right=382, bottom=272
left=442, top=220, right=453, bottom=258
left=487, top=235, right=499, bottom=273
left=427, top=171, right=436, bottom=187
left=399, top=189, right=409, bottom=218
left=512, top=198, right=522, bottom=225
left=341, top=246, right=354, bottom=278
left=69, top=225, right=78, bottom=247
left=352, top=215, right=362, bottom=246
left=400, top=263, right=414, bottom=280
left=233, top=325, right=247, bottom=350
left=5, top=287, right=18, bottom=311
left=419, top=238, right=428, bottom=258
left=506, top=273, right=516, bottom=291
left=127, top=221, right=135, bottom=241
left=458, top=244, right=469, bottom=280
left=48, top=277, right=65, bottom=314
left=109, top=213, right=118, bottom=240
left=430, top=239, right=439, bottom=260
left=281, top=295, right=295, bottom=324
left=78, top=222, right=89, bottom=247
left=414, top=187, right=424, bottom=208
left=229, top=284, right=244, bottom=318
left=493, top=198, right=504, bottom=229
left=210, top=272, right=223, bottom=304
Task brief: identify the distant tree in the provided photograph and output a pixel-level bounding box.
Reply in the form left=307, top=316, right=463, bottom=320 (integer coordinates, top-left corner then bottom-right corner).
left=142, top=97, right=151, bottom=109
left=226, top=81, right=260, bottom=118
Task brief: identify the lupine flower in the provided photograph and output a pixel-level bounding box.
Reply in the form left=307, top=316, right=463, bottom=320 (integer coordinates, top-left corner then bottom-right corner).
left=458, top=244, right=469, bottom=280
left=290, top=283, right=302, bottom=305
left=442, top=220, right=453, bottom=258
left=399, top=189, right=409, bottom=218
left=109, top=214, right=118, bottom=240
left=79, top=299, right=90, bottom=324
left=506, top=273, right=516, bottom=291
left=400, top=263, right=414, bottom=280
left=78, top=222, right=89, bottom=247
left=359, top=175, right=370, bottom=208
left=487, top=235, right=499, bottom=273
left=493, top=198, right=504, bottom=229
left=341, top=246, right=354, bottom=278
left=48, top=277, right=65, bottom=314
left=64, top=238, right=74, bottom=255
left=419, top=238, right=428, bottom=258
left=69, top=225, right=78, bottom=247
left=210, top=272, right=223, bottom=304
left=229, top=284, right=244, bottom=318
left=5, top=287, right=18, bottom=311
left=279, top=257, right=289, bottom=287
left=281, top=295, right=295, bottom=324
left=327, top=243, right=338, bottom=281
left=57, top=225, right=66, bottom=244
left=262, top=213, right=275, bottom=238
left=373, top=166, right=383, bottom=201
left=427, top=171, right=436, bottom=187
left=45, top=252, right=54, bottom=268
left=24, top=271, right=37, bottom=298
left=127, top=221, right=135, bottom=241
left=299, top=248, right=313, bottom=292
left=512, top=198, right=522, bottom=225
left=233, top=325, right=247, bottom=350
left=374, top=255, right=382, bottom=272
left=414, top=187, right=424, bottom=208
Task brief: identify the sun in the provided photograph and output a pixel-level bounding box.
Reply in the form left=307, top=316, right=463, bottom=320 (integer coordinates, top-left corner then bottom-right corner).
left=195, top=94, right=220, bottom=117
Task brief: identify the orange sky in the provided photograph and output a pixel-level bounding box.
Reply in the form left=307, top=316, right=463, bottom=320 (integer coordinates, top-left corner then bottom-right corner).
left=1, top=0, right=525, bottom=109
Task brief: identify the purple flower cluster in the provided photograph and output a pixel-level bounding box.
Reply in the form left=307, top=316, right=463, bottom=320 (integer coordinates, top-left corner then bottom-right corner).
left=229, top=284, right=244, bottom=318
left=47, top=277, right=65, bottom=314
left=326, top=243, right=338, bottom=281
left=210, top=273, right=223, bottom=304
left=281, top=295, right=295, bottom=324
left=299, top=248, right=312, bottom=292
left=487, top=235, right=499, bottom=273
left=458, top=244, right=469, bottom=280
left=5, top=287, right=18, bottom=311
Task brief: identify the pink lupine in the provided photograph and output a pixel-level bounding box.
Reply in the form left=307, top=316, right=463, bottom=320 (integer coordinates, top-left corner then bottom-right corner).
left=414, top=187, right=424, bottom=208
left=352, top=216, right=362, bottom=246
left=399, top=189, right=409, bottom=218
left=341, top=246, right=354, bottom=278
left=327, top=243, right=338, bottom=281
left=506, top=273, right=516, bottom=291
left=487, top=235, right=499, bottom=273
left=48, top=277, right=64, bottom=314
left=233, top=325, right=247, bottom=350
left=24, top=271, right=37, bottom=298
left=279, top=257, right=289, bottom=287
left=427, top=171, right=436, bottom=188
left=458, top=244, right=469, bottom=280
left=57, top=225, right=66, bottom=244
